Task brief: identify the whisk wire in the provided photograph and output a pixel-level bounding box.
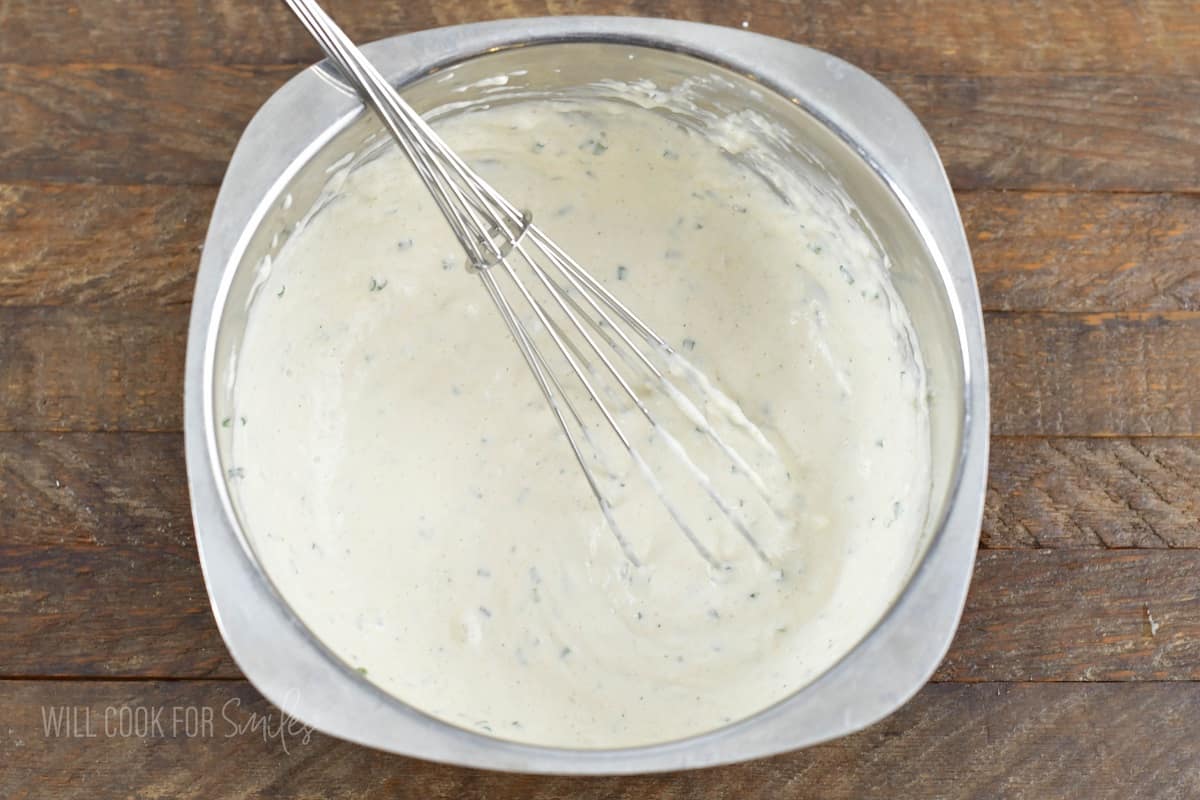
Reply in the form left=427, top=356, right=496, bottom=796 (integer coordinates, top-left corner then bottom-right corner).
left=285, top=0, right=780, bottom=568
left=476, top=268, right=643, bottom=566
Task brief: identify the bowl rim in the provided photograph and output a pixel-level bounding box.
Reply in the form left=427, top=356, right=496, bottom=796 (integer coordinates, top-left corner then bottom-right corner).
left=184, top=15, right=988, bottom=773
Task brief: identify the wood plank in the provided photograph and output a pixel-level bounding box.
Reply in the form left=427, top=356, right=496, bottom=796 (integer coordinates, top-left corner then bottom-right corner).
left=0, top=433, right=192, bottom=549
left=962, top=192, right=1200, bottom=313
left=0, top=63, right=290, bottom=186
left=2, top=65, right=1198, bottom=191
left=4, top=433, right=1199, bottom=679
left=985, top=437, right=1200, bottom=548
left=886, top=73, right=1200, bottom=192
left=2, top=681, right=1199, bottom=798
left=4, top=305, right=1199, bottom=435
left=0, top=306, right=187, bottom=432
left=5, top=186, right=1198, bottom=312
left=987, top=311, right=1200, bottom=437
left=0, top=184, right=212, bottom=307
left=2, top=0, right=1199, bottom=77
left=0, top=436, right=224, bottom=677
left=0, top=542, right=233, bottom=679
left=936, top=549, right=1200, bottom=682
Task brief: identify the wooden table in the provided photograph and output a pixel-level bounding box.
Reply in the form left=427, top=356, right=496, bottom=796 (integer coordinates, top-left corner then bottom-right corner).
left=2, top=2, right=1198, bottom=797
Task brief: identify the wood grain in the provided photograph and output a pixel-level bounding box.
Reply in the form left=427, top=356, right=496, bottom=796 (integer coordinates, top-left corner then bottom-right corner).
left=0, top=436, right=218, bottom=678
left=4, top=306, right=1198, bottom=435
left=5, top=185, right=1198, bottom=312
left=886, top=73, right=1200, bottom=192
left=937, top=549, right=1200, bottom=682
left=962, top=192, right=1200, bottom=313
left=0, top=307, right=187, bottom=433
left=3, top=681, right=1199, bottom=799
left=985, top=437, right=1200, bottom=548
left=0, top=433, right=192, bottom=549
left=0, top=542, right=233, bottom=679
left=0, top=184, right=211, bottom=307
left=0, top=63, right=289, bottom=186
left=4, top=432, right=1200, bottom=680
left=3, top=0, right=1199, bottom=76
left=986, top=311, right=1200, bottom=437
left=3, top=64, right=1199, bottom=191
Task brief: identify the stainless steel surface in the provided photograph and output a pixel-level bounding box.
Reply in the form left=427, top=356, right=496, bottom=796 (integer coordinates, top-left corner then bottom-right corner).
left=282, top=0, right=776, bottom=566
left=185, top=16, right=988, bottom=773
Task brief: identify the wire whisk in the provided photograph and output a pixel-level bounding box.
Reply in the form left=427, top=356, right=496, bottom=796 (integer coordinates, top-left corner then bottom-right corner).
left=285, top=0, right=796, bottom=569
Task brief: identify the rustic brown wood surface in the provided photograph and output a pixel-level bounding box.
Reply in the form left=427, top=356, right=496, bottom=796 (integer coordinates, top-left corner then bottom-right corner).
left=1, top=0, right=1198, bottom=797
left=4, top=682, right=1200, bottom=799
left=3, top=0, right=1199, bottom=74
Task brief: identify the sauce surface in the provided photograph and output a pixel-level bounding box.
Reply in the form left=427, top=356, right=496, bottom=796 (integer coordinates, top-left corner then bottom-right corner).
left=228, top=94, right=932, bottom=747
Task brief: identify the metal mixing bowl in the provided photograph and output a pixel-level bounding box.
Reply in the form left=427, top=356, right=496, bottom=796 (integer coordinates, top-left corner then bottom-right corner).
left=184, top=16, right=988, bottom=773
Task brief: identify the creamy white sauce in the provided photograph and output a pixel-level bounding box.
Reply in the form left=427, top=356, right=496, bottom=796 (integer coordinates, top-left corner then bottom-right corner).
left=227, top=92, right=931, bottom=748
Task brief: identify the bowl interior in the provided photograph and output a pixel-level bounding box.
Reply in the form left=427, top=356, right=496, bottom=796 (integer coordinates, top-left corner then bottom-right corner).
left=207, top=39, right=966, bottom=742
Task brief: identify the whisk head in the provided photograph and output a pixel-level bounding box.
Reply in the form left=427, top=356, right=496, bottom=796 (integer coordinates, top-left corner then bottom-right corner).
left=284, top=0, right=800, bottom=569
left=469, top=219, right=800, bottom=571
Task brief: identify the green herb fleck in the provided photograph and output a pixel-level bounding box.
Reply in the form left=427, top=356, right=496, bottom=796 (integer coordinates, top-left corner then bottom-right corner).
left=369, top=277, right=388, bottom=292
left=532, top=141, right=545, bottom=153
left=808, top=242, right=823, bottom=255
left=662, top=149, right=679, bottom=160
left=397, top=238, right=414, bottom=250
left=682, top=338, right=697, bottom=351
left=356, top=667, right=368, bottom=675
left=616, top=265, right=629, bottom=281
left=580, top=136, right=609, bottom=155
left=240, top=416, right=247, bottom=426
left=838, top=264, right=855, bottom=285
left=221, top=417, right=231, bottom=428
left=226, top=467, right=245, bottom=479
left=276, top=285, right=286, bottom=298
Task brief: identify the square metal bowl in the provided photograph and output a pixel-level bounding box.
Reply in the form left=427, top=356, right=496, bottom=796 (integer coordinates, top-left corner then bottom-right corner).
left=185, top=16, right=988, bottom=773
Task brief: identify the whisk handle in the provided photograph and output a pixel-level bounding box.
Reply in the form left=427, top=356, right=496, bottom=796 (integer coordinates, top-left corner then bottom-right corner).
left=281, top=1, right=423, bottom=139
left=281, top=0, right=528, bottom=267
